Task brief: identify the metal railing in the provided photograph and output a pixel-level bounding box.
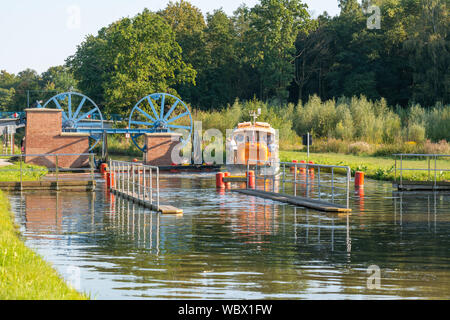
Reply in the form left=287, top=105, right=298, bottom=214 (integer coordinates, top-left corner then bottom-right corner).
left=246, top=160, right=351, bottom=209
left=109, top=160, right=160, bottom=210
left=393, top=154, right=450, bottom=187
left=0, top=153, right=95, bottom=191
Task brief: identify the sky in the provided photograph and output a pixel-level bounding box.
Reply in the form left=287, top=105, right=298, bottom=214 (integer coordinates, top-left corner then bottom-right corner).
left=0, top=0, right=341, bottom=75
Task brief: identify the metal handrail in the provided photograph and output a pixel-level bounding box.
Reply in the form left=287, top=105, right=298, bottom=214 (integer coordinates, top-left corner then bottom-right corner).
left=246, top=159, right=351, bottom=209
left=109, top=160, right=160, bottom=210
left=393, top=154, right=450, bottom=188
left=0, top=153, right=96, bottom=191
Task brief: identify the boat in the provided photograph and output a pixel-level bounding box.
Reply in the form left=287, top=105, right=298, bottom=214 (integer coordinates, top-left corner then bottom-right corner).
left=227, top=110, right=279, bottom=175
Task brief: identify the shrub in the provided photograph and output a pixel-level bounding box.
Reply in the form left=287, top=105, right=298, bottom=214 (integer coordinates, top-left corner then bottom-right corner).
left=348, top=141, right=372, bottom=155
left=407, top=123, right=426, bottom=143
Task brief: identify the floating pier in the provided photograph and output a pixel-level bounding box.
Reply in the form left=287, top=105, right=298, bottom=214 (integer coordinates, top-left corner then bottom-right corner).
left=110, top=188, right=182, bottom=214
left=232, top=188, right=351, bottom=213
left=393, top=181, right=450, bottom=191
left=109, top=160, right=183, bottom=215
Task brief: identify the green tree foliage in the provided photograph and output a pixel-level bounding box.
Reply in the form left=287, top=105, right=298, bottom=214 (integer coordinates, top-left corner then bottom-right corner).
left=68, top=9, right=196, bottom=115
left=293, top=0, right=449, bottom=107
left=245, top=0, right=310, bottom=102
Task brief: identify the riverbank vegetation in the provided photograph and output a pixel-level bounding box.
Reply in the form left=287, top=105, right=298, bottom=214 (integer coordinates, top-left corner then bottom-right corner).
left=0, top=162, right=48, bottom=181
left=280, top=151, right=450, bottom=182
left=0, top=191, right=87, bottom=299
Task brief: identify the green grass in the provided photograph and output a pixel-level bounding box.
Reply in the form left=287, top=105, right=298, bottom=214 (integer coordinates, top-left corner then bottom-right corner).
left=280, top=151, right=450, bottom=182
left=0, top=190, right=88, bottom=299
left=0, top=163, right=48, bottom=182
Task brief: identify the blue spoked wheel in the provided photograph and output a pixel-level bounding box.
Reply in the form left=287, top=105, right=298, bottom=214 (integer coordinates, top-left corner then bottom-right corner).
left=128, top=93, right=193, bottom=152
left=42, top=92, right=104, bottom=151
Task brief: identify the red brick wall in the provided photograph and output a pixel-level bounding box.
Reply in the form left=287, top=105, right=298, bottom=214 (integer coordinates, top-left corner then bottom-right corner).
left=24, top=109, right=90, bottom=168
left=144, top=133, right=182, bottom=166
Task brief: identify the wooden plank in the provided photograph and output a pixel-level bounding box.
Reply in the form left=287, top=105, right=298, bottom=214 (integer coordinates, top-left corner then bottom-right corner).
left=232, top=189, right=351, bottom=213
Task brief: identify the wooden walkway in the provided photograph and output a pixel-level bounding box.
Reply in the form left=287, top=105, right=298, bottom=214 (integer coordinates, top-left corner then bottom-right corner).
left=393, top=181, right=450, bottom=191
left=110, top=189, right=183, bottom=215
left=232, top=189, right=351, bottom=213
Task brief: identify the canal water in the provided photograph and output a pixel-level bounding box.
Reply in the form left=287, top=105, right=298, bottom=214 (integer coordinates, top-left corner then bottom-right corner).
left=8, top=173, right=450, bottom=299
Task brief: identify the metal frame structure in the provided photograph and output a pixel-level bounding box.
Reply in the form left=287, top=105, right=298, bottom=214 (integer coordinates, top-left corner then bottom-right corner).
left=246, top=160, right=351, bottom=209
left=128, top=93, right=193, bottom=152
left=109, top=160, right=160, bottom=210
left=393, top=153, right=450, bottom=189
left=41, top=92, right=104, bottom=151
left=39, top=92, right=193, bottom=153
left=0, top=153, right=95, bottom=191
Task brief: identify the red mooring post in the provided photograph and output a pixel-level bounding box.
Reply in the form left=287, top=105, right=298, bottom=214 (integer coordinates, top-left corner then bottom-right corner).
left=308, top=161, right=315, bottom=174
left=300, top=160, right=306, bottom=174
left=216, top=172, right=225, bottom=188
left=106, top=172, right=115, bottom=189
left=290, top=160, right=298, bottom=173
left=223, top=172, right=231, bottom=189
left=355, top=171, right=365, bottom=188
left=246, top=170, right=255, bottom=189
left=100, top=163, right=108, bottom=175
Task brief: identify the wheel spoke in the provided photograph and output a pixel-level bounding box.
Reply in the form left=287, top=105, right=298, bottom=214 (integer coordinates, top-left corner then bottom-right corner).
left=146, top=97, right=159, bottom=121
left=166, top=111, right=189, bottom=124
left=68, top=93, right=72, bottom=119
left=160, top=94, right=165, bottom=120
left=163, top=100, right=180, bottom=121
left=138, top=105, right=157, bottom=123
left=72, top=96, right=86, bottom=120
left=53, top=98, right=68, bottom=121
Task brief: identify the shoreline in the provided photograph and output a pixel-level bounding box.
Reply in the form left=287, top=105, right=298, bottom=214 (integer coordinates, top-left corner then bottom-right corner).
left=0, top=190, right=88, bottom=300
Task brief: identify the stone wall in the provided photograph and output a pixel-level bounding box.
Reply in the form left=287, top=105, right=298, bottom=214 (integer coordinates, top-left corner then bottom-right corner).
left=144, top=132, right=183, bottom=166
left=24, top=108, right=90, bottom=168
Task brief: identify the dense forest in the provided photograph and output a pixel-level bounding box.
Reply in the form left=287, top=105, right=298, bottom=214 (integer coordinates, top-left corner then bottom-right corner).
left=0, top=0, right=448, bottom=149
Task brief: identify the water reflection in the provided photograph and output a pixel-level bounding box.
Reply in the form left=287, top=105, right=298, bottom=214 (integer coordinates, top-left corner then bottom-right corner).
left=104, top=193, right=161, bottom=254
left=8, top=175, right=450, bottom=299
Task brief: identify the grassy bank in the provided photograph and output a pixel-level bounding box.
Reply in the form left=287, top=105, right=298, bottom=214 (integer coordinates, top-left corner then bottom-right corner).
left=0, top=191, right=87, bottom=299
left=280, top=151, right=450, bottom=182
left=0, top=162, right=48, bottom=182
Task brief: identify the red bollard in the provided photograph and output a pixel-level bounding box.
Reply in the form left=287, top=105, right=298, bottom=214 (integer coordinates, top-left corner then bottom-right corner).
left=308, top=161, right=315, bottom=174
left=299, top=160, right=306, bottom=174
left=106, top=172, right=115, bottom=189
left=216, top=172, right=225, bottom=188
left=223, top=172, right=231, bottom=189
left=246, top=170, right=255, bottom=189
left=100, top=163, right=108, bottom=174
left=355, top=171, right=365, bottom=188
left=290, top=160, right=298, bottom=173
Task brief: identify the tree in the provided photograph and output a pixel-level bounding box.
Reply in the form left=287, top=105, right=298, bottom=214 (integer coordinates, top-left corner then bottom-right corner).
left=41, top=66, right=78, bottom=92
left=245, top=0, right=310, bottom=102
left=67, top=9, right=196, bottom=115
